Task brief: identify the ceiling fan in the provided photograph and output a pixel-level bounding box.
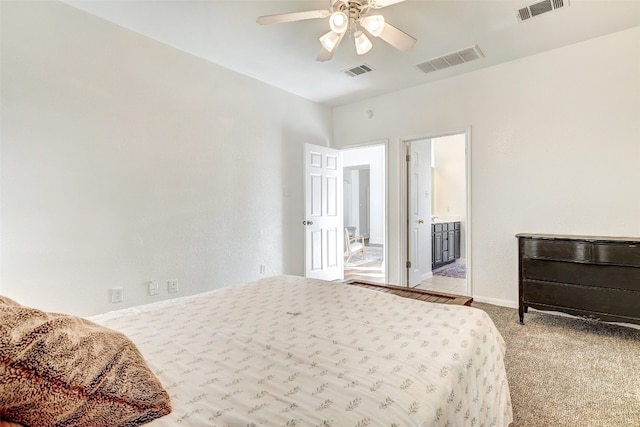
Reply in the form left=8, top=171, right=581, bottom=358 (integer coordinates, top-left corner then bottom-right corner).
left=257, top=0, right=416, bottom=62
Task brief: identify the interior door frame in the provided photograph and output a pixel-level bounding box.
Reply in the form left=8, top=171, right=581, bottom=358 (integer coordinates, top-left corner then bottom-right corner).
left=340, top=139, right=389, bottom=284
left=399, top=128, right=472, bottom=293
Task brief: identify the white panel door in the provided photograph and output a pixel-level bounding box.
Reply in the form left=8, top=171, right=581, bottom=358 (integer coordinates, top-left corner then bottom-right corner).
left=304, top=143, right=342, bottom=280
left=407, top=141, right=432, bottom=286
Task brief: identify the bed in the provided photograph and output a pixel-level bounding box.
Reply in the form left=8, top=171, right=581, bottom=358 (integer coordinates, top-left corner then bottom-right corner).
left=86, top=274, right=513, bottom=426
left=1, top=274, right=512, bottom=426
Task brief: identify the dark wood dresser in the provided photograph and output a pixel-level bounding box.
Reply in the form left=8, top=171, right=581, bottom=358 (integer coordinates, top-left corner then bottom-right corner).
left=517, top=233, right=640, bottom=326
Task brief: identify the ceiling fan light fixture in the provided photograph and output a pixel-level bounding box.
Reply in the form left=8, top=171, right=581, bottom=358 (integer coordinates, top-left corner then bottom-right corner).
left=360, top=15, right=385, bottom=37
left=256, top=0, right=416, bottom=62
left=319, top=31, right=341, bottom=52
left=354, top=31, right=373, bottom=55
left=329, top=11, right=349, bottom=34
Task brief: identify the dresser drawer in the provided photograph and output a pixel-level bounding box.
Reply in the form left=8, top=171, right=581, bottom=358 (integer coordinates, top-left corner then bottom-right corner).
left=592, top=243, right=640, bottom=267
left=522, top=259, right=640, bottom=292
left=522, top=239, right=591, bottom=263
left=522, top=280, right=640, bottom=319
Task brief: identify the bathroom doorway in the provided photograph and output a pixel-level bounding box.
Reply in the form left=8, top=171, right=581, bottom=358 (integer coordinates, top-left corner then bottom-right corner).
left=402, top=132, right=469, bottom=295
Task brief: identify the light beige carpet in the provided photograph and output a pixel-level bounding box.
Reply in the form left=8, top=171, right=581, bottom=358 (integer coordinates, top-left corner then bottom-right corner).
left=474, top=302, right=640, bottom=427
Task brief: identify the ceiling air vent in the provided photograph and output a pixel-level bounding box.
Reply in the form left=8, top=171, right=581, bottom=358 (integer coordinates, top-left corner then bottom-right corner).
left=517, top=0, right=569, bottom=22
left=344, top=64, right=374, bottom=77
left=415, top=45, right=484, bottom=75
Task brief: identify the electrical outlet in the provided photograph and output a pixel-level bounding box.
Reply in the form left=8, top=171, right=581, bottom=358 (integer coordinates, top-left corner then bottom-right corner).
left=260, top=264, right=266, bottom=274
left=168, top=280, right=179, bottom=294
left=111, top=287, right=124, bottom=303
left=148, top=280, right=159, bottom=296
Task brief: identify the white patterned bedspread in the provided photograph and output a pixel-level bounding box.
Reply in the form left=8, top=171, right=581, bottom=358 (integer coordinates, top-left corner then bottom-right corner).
left=90, top=275, right=512, bottom=426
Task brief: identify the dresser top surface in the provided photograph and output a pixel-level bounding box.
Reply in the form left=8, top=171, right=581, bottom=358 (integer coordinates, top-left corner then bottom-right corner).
left=516, top=233, right=640, bottom=244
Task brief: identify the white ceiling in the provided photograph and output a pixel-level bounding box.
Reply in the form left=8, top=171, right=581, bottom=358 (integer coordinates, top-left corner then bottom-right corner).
left=62, top=0, right=640, bottom=107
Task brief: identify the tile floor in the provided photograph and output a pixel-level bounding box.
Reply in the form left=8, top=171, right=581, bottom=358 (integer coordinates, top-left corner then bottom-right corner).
left=344, top=247, right=468, bottom=297
left=416, top=275, right=467, bottom=296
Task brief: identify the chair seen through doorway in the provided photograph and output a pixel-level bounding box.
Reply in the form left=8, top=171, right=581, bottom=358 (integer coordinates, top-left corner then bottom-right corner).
left=344, top=228, right=366, bottom=263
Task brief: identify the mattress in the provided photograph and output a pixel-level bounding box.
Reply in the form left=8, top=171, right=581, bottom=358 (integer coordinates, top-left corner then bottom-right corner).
left=89, top=275, right=513, bottom=426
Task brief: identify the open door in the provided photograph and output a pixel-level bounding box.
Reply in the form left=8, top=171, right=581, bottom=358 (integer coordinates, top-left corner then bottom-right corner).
left=304, top=143, right=343, bottom=280
left=406, top=140, right=432, bottom=286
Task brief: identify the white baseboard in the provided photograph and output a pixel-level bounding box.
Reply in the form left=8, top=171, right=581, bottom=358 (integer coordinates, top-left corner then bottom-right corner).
left=472, top=296, right=518, bottom=309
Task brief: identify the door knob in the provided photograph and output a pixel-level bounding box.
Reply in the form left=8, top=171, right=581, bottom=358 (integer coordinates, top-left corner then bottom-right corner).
left=418, top=219, right=424, bottom=224
left=303, top=220, right=314, bottom=225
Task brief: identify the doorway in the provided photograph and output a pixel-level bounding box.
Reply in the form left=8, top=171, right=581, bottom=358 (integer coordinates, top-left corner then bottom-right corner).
left=342, top=144, right=386, bottom=284
left=402, top=132, right=469, bottom=296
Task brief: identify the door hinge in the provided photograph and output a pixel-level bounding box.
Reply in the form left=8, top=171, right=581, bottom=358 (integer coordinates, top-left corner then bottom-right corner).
left=406, top=154, right=411, bottom=162
left=406, top=260, right=412, bottom=268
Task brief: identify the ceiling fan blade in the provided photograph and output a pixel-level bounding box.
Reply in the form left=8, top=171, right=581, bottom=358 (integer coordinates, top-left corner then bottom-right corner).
left=257, top=9, right=330, bottom=25
left=369, top=0, right=407, bottom=9
left=316, top=31, right=345, bottom=62
left=378, top=22, right=416, bottom=51
left=316, top=47, right=335, bottom=62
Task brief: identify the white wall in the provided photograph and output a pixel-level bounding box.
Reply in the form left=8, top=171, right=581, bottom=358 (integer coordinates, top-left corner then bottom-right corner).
left=343, top=168, right=359, bottom=235
left=342, top=145, right=385, bottom=245
left=343, top=167, right=365, bottom=238
left=332, top=26, right=640, bottom=306
left=0, top=1, right=332, bottom=315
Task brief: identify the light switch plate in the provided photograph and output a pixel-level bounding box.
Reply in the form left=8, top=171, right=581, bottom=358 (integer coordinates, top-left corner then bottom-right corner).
left=111, top=287, right=124, bottom=303
left=148, top=280, right=159, bottom=296
left=168, top=280, right=179, bottom=293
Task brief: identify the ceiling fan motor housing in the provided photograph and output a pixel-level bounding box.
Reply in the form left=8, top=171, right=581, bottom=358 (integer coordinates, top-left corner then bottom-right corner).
left=333, top=0, right=372, bottom=30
